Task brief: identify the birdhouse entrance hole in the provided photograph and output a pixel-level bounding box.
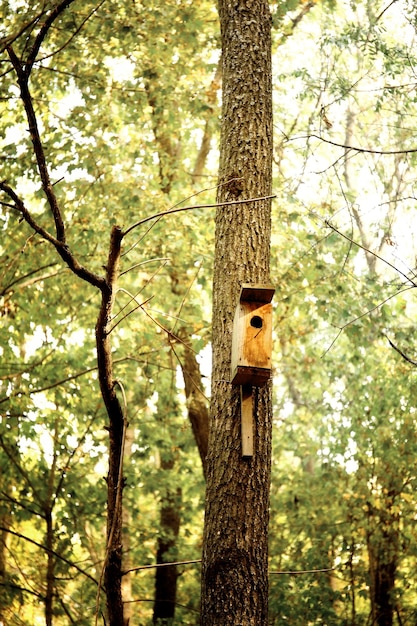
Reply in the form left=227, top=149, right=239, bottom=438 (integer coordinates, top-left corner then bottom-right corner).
left=250, top=315, right=263, bottom=329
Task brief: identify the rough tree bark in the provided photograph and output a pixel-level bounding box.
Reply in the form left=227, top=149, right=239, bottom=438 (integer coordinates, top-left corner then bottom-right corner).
left=366, top=495, right=400, bottom=626
left=95, top=225, right=126, bottom=626
left=200, top=0, right=273, bottom=624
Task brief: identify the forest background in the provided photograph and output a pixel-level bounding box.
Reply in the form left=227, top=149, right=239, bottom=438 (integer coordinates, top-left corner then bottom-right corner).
left=1, top=0, right=417, bottom=624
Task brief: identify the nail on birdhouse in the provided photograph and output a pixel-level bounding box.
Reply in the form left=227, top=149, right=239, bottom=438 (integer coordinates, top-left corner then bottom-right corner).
left=230, top=283, right=275, bottom=458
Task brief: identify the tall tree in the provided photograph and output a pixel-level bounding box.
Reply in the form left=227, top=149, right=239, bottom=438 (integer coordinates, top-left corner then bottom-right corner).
left=200, top=0, right=273, bottom=623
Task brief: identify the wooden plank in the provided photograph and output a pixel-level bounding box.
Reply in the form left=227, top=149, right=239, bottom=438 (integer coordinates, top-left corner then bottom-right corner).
left=241, top=385, right=254, bottom=458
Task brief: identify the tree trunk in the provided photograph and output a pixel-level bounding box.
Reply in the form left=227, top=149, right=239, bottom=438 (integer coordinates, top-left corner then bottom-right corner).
left=0, top=510, right=11, bottom=623
left=192, top=61, right=222, bottom=182
left=178, top=327, right=209, bottom=478
left=96, top=226, right=127, bottom=626
left=121, top=425, right=135, bottom=625
left=44, top=423, right=58, bottom=626
left=152, top=465, right=181, bottom=625
left=200, top=0, right=273, bottom=623
left=45, top=510, right=54, bottom=626
left=367, top=499, right=399, bottom=626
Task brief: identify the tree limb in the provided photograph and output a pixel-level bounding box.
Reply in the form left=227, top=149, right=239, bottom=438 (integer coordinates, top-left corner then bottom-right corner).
left=325, top=219, right=417, bottom=287
left=0, top=526, right=99, bottom=587
left=0, top=11, right=47, bottom=56
left=299, top=133, right=417, bottom=156
left=385, top=335, right=417, bottom=366
left=6, top=44, right=67, bottom=242
left=123, top=194, right=276, bottom=236
left=0, top=182, right=105, bottom=289
left=25, top=0, right=77, bottom=75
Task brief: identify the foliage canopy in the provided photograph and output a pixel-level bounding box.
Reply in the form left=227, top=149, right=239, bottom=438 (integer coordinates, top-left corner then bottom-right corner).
left=1, top=0, right=417, bottom=624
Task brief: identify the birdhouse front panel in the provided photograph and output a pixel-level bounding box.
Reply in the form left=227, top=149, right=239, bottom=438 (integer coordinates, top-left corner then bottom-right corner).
left=231, top=284, right=274, bottom=387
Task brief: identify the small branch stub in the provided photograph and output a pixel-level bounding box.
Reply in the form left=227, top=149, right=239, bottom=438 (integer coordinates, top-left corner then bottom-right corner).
left=231, top=284, right=275, bottom=458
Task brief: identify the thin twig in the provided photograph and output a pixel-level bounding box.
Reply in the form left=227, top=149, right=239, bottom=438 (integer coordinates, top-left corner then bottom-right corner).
left=269, top=567, right=334, bottom=575
left=322, top=286, right=414, bottom=358
left=35, top=1, right=106, bottom=67
left=124, top=559, right=202, bottom=574
left=294, top=133, right=417, bottom=155
left=385, top=335, right=417, bottom=366
left=119, top=257, right=170, bottom=277
left=124, top=558, right=333, bottom=576
left=121, top=177, right=245, bottom=257
left=108, top=294, right=154, bottom=334
left=25, top=0, right=77, bottom=74
left=0, top=526, right=99, bottom=586
left=123, top=195, right=276, bottom=236
left=325, top=220, right=417, bottom=287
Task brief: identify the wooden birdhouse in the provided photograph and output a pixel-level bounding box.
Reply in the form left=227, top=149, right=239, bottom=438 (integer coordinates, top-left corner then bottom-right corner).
left=230, top=283, right=275, bottom=459
left=231, top=283, right=275, bottom=387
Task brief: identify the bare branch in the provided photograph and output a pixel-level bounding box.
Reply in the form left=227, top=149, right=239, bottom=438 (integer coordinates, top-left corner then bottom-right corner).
left=294, top=133, right=417, bottom=156
left=121, top=178, right=245, bottom=255
left=374, top=0, right=400, bottom=24
left=0, top=11, right=47, bottom=55
left=123, top=194, right=276, bottom=237
left=6, top=45, right=67, bottom=242
left=325, top=220, right=417, bottom=287
left=124, top=559, right=202, bottom=574
left=25, top=0, right=78, bottom=75
left=285, top=0, right=316, bottom=36
left=322, top=286, right=415, bottom=357
left=385, top=335, right=417, bottom=366
left=0, top=182, right=105, bottom=289
left=36, top=1, right=106, bottom=66
left=0, top=526, right=99, bottom=587
left=124, top=558, right=333, bottom=576
left=1, top=265, right=61, bottom=297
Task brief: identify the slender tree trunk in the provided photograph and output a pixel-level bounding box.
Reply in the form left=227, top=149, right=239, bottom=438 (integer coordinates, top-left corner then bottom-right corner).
left=44, top=424, right=58, bottom=626
left=192, top=61, right=222, bottom=182
left=45, top=510, right=54, bottom=626
left=178, top=327, right=209, bottom=478
left=200, top=1, right=273, bottom=623
left=152, top=460, right=181, bottom=625
left=0, top=510, right=11, bottom=623
left=367, top=508, right=399, bottom=626
left=96, top=226, right=127, bottom=626
left=151, top=325, right=209, bottom=622
left=122, top=425, right=135, bottom=625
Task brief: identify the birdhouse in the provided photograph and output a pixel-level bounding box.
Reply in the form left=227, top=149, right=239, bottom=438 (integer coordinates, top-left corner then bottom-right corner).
left=231, top=283, right=275, bottom=387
